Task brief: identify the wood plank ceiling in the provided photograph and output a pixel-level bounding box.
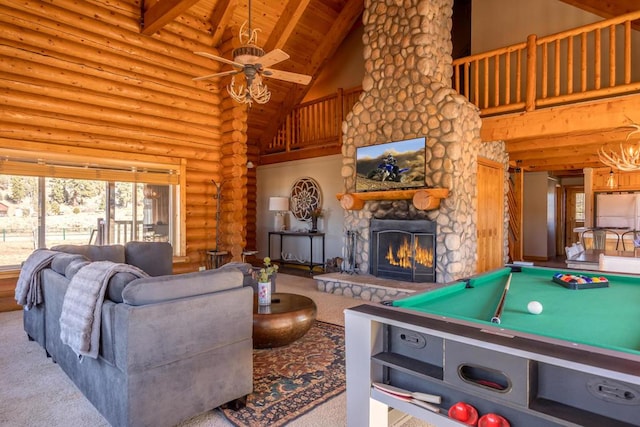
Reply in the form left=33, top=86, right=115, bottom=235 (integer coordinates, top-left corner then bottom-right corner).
left=140, top=0, right=638, bottom=176
left=141, top=0, right=363, bottom=156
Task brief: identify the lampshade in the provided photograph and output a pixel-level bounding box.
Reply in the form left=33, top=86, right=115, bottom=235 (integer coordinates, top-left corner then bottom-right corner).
left=269, top=197, right=289, bottom=212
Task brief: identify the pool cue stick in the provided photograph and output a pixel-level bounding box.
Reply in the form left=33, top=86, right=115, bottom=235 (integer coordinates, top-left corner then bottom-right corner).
left=491, top=273, right=512, bottom=324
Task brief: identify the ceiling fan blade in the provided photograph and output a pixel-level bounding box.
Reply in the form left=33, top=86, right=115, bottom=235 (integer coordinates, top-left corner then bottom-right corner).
left=193, top=69, right=240, bottom=81
left=256, top=49, right=290, bottom=68
left=194, top=51, right=244, bottom=68
left=263, top=69, right=312, bottom=85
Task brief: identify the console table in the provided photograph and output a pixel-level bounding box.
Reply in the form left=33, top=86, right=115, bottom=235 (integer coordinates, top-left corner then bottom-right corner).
left=268, top=231, right=325, bottom=273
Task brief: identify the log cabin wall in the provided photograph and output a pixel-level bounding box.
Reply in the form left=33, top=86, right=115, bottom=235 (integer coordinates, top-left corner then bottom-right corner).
left=0, top=0, right=250, bottom=273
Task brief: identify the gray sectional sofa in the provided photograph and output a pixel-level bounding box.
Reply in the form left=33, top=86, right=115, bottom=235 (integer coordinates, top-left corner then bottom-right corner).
left=21, top=242, right=253, bottom=427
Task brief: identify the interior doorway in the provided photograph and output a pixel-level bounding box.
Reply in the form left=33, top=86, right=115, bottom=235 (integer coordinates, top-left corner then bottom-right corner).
left=564, top=186, right=585, bottom=248
left=477, top=158, right=505, bottom=273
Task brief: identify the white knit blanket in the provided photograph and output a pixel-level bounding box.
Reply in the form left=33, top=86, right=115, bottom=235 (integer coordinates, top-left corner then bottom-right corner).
left=59, top=261, right=148, bottom=360
left=15, top=249, right=59, bottom=310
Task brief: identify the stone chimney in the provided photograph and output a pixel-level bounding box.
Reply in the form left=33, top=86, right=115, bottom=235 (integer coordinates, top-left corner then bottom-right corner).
left=340, top=0, right=507, bottom=283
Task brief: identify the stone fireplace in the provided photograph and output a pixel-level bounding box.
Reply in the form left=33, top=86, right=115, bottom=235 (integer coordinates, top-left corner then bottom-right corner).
left=338, top=0, right=508, bottom=284
left=370, top=218, right=436, bottom=282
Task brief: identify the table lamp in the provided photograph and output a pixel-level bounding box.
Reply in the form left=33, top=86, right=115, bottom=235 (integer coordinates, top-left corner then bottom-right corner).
left=269, top=197, right=289, bottom=231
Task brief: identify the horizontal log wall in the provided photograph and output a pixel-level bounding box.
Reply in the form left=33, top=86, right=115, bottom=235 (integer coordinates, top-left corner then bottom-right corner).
left=0, top=0, right=250, bottom=274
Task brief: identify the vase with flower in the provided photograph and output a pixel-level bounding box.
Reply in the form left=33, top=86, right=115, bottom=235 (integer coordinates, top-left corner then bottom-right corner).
left=310, top=207, right=323, bottom=233
left=257, top=257, right=278, bottom=305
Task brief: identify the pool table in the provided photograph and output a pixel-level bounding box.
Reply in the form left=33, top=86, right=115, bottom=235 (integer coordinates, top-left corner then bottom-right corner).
left=345, top=265, right=640, bottom=427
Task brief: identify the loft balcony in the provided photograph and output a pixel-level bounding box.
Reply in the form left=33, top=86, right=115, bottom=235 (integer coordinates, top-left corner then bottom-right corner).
left=260, top=10, right=640, bottom=174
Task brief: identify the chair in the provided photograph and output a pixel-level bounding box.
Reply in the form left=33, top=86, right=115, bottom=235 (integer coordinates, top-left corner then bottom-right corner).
left=621, top=230, right=640, bottom=251
left=242, top=250, right=259, bottom=263
left=598, top=253, right=640, bottom=274
left=564, top=243, right=583, bottom=260
left=564, top=245, right=579, bottom=260
left=581, top=228, right=608, bottom=250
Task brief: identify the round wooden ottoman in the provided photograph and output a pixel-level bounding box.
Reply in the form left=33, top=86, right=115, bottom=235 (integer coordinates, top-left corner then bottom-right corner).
left=252, top=292, right=317, bottom=349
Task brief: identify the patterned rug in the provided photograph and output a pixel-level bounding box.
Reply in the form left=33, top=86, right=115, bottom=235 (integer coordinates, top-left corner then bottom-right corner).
left=221, top=321, right=345, bottom=427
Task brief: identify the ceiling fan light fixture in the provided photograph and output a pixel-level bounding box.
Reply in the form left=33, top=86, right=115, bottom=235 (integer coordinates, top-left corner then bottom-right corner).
left=193, top=0, right=311, bottom=104
left=232, top=45, right=265, bottom=65
left=228, top=74, right=270, bottom=106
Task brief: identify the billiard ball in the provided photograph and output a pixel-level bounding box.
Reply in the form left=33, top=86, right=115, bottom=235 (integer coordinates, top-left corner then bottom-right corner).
left=527, top=301, right=543, bottom=315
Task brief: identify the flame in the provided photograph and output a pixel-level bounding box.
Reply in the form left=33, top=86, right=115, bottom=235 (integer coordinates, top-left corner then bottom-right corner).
left=385, top=237, right=433, bottom=269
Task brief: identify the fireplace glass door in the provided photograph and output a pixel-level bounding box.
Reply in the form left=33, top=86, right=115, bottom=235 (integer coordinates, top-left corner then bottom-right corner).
left=370, top=219, right=436, bottom=283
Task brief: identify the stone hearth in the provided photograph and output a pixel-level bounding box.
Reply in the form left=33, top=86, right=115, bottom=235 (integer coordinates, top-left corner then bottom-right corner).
left=314, top=272, right=444, bottom=302
left=337, top=0, right=508, bottom=284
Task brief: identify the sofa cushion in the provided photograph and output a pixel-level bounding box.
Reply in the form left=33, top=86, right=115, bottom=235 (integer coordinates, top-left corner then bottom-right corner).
left=122, top=268, right=242, bottom=306
left=50, top=253, right=87, bottom=276
left=51, top=244, right=125, bottom=263
left=124, top=241, right=173, bottom=276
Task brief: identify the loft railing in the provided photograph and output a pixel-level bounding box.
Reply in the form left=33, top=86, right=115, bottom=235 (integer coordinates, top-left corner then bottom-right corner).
left=266, top=11, right=640, bottom=155
left=264, top=86, right=362, bottom=155
left=453, top=10, right=640, bottom=116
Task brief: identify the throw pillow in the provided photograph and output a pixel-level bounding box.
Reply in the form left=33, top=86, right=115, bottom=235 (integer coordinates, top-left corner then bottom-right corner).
left=51, top=244, right=125, bottom=263
left=65, top=258, right=90, bottom=280
left=217, top=262, right=257, bottom=288
left=106, top=272, right=139, bottom=303
left=51, top=253, right=88, bottom=276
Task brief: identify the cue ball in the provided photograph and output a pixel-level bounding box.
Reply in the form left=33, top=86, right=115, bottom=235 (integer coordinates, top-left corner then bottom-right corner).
left=527, top=301, right=543, bottom=315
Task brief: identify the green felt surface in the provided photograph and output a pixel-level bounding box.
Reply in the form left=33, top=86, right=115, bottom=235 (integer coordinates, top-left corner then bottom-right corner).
left=393, top=266, right=640, bottom=355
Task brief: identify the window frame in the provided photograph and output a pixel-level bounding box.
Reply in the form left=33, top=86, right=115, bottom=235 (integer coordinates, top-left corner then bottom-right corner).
left=0, top=143, right=186, bottom=263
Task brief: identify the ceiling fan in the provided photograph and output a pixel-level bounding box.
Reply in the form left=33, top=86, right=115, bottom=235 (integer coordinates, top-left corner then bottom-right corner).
left=193, top=0, right=312, bottom=105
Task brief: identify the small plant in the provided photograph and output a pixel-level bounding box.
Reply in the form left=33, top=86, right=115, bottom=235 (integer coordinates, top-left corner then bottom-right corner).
left=257, top=257, right=278, bottom=282
left=311, top=207, right=324, bottom=218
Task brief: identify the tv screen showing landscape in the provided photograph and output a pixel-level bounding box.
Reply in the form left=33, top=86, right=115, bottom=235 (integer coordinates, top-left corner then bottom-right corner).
left=355, top=137, right=426, bottom=192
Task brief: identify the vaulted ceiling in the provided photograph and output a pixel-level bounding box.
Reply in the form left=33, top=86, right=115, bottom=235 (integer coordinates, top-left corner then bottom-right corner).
left=139, top=0, right=639, bottom=175
left=140, top=0, right=363, bottom=153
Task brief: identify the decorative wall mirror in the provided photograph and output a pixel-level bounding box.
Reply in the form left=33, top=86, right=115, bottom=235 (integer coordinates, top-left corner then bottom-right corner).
left=289, top=177, right=322, bottom=221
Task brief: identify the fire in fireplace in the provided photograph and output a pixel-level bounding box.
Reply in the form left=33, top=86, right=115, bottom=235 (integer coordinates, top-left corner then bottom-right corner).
left=370, top=218, right=436, bottom=282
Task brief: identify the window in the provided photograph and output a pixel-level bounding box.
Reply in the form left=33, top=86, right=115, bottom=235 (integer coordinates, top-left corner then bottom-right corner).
left=575, top=192, right=585, bottom=222
left=0, top=147, right=184, bottom=269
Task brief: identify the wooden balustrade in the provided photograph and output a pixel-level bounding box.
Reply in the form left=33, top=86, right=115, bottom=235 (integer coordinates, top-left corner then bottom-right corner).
left=265, top=11, right=640, bottom=156
left=264, top=86, right=362, bottom=155
left=453, top=10, right=640, bottom=116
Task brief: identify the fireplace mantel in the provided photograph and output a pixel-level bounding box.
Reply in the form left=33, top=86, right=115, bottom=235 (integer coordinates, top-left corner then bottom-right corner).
left=336, top=188, right=449, bottom=211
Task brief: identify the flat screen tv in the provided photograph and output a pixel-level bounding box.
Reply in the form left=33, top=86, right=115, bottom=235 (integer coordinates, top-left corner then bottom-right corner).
left=355, top=137, right=426, bottom=192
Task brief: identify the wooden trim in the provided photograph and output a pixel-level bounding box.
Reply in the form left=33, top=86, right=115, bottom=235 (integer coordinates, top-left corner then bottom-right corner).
left=0, top=270, right=19, bottom=280
left=336, top=188, right=449, bottom=211
left=0, top=144, right=181, bottom=184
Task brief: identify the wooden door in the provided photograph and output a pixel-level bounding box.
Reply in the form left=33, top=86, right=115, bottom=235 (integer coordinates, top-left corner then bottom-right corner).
left=565, top=186, right=585, bottom=247
left=477, top=158, right=505, bottom=273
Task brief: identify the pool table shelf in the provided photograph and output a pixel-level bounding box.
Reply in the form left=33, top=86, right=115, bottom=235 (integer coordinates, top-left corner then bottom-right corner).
left=371, top=352, right=444, bottom=381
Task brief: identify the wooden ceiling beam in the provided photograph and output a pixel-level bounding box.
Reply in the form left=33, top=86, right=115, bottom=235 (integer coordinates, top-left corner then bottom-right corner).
left=264, top=0, right=312, bottom=51
left=506, top=128, right=635, bottom=153
left=209, top=0, right=238, bottom=47
left=481, top=94, right=640, bottom=142
left=559, top=0, right=639, bottom=19
left=516, top=156, right=604, bottom=171
left=141, top=0, right=200, bottom=35
left=307, top=0, right=364, bottom=72
left=257, top=0, right=364, bottom=147
left=508, top=144, right=603, bottom=161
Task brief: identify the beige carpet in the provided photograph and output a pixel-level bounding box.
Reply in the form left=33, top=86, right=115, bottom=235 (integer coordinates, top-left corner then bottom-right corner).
left=0, top=274, right=431, bottom=427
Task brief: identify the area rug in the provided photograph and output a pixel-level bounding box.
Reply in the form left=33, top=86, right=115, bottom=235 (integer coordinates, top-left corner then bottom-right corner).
left=221, top=321, right=345, bottom=427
